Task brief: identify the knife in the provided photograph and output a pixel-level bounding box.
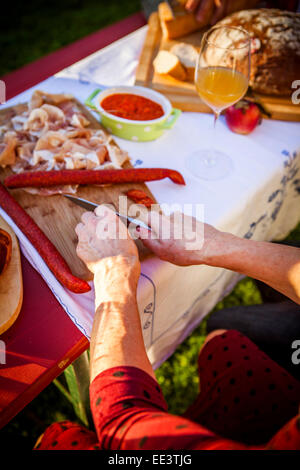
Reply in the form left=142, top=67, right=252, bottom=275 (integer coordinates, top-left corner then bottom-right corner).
left=64, top=194, right=152, bottom=232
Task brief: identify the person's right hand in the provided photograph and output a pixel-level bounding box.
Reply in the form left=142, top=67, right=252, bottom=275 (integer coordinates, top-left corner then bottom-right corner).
left=137, top=211, right=224, bottom=266
left=185, top=0, right=259, bottom=25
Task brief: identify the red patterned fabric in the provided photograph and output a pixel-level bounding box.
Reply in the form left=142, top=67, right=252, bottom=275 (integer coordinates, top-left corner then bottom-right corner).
left=36, top=330, right=300, bottom=450
left=184, top=330, right=300, bottom=445
left=34, top=420, right=99, bottom=450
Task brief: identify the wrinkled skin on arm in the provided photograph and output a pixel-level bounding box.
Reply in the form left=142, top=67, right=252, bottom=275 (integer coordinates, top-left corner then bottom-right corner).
left=138, top=211, right=300, bottom=305
left=76, top=205, right=156, bottom=383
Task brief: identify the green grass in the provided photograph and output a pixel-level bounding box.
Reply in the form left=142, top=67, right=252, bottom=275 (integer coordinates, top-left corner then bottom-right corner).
left=1, top=0, right=300, bottom=449
left=0, top=0, right=141, bottom=77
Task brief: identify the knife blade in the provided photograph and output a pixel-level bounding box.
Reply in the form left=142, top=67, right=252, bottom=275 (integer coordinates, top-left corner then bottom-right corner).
left=64, top=194, right=152, bottom=232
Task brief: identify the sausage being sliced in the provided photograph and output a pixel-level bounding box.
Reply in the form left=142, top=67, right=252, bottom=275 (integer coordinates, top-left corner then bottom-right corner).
left=4, top=168, right=186, bottom=188
left=126, top=189, right=155, bottom=208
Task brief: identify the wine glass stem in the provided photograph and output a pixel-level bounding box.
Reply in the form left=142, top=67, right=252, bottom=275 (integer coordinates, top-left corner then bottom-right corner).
left=205, top=111, right=220, bottom=167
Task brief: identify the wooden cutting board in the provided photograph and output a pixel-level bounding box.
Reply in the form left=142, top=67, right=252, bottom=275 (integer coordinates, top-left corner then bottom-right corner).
left=0, top=99, right=155, bottom=283
left=135, top=12, right=300, bottom=122
left=0, top=216, right=23, bottom=335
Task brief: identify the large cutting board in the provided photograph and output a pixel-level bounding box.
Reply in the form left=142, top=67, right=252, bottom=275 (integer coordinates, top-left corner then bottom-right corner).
left=135, top=12, right=300, bottom=122
left=0, top=216, right=23, bottom=334
left=0, top=99, right=155, bottom=283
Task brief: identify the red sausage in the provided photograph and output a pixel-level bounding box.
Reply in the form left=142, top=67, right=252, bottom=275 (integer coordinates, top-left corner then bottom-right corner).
left=126, top=189, right=155, bottom=208
left=0, top=182, right=91, bottom=294
left=4, top=168, right=186, bottom=188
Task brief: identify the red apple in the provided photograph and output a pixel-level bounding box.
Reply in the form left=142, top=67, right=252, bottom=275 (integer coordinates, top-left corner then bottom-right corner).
left=225, top=99, right=262, bottom=135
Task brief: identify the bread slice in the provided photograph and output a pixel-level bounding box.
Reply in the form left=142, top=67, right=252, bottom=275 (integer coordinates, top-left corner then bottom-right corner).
left=153, top=50, right=187, bottom=81
left=170, top=43, right=198, bottom=81
left=158, top=2, right=202, bottom=39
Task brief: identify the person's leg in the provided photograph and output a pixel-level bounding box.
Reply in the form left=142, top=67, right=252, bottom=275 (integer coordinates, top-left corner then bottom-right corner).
left=202, top=329, right=227, bottom=346
left=184, top=330, right=300, bottom=445
left=206, top=302, right=300, bottom=380
left=206, top=239, right=300, bottom=379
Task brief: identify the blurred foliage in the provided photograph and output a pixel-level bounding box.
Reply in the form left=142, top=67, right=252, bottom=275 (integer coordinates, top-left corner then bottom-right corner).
left=0, top=0, right=140, bottom=76
left=283, top=221, right=300, bottom=242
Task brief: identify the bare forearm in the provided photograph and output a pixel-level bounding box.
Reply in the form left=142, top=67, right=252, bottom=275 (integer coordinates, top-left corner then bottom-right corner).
left=90, top=256, right=156, bottom=383
left=204, top=233, right=300, bottom=304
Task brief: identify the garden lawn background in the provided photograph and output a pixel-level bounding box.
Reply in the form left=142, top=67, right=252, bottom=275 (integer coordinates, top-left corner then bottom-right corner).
left=0, top=0, right=299, bottom=448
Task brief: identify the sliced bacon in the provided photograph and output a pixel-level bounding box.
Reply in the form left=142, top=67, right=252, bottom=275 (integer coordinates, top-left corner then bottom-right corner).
left=29, top=90, right=74, bottom=111
left=0, top=132, right=17, bottom=167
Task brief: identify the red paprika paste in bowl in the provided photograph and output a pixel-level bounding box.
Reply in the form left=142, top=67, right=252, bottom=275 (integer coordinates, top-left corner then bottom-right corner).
left=100, top=93, right=164, bottom=121
left=85, top=85, right=181, bottom=141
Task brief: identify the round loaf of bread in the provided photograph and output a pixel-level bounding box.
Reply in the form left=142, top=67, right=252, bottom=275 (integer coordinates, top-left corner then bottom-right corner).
left=215, top=9, right=300, bottom=96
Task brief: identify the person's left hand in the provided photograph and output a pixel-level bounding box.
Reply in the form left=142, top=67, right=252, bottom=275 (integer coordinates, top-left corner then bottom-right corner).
left=185, top=0, right=259, bottom=25
left=75, top=205, right=139, bottom=275
left=137, top=211, right=223, bottom=267
left=185, top=0, right=219, bottom=24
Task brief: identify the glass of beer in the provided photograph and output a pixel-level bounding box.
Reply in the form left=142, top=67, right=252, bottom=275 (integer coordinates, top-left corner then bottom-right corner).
left=186, top=25, right=251, bottom=180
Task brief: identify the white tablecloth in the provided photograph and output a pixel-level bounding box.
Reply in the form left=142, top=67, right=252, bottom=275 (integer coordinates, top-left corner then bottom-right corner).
left=1, top=27, right=300, bottom=368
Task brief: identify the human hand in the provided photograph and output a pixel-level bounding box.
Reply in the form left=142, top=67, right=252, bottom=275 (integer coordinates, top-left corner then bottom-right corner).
left=185, top=0, right=259, bottom=25
left=75, top=205, right=139, bottom=275
left=137, top=211, right=224, bottom=266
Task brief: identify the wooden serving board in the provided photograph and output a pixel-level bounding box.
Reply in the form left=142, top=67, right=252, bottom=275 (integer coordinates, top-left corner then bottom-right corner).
left=135, top=12, right=300, bottom=122
left=0, top=216, right=23, bottom=335
left=0, top=99, right=155, bottom=283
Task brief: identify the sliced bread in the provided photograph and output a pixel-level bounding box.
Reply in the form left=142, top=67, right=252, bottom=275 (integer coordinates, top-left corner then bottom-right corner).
left=170, top=43, right=198, bottom=81
left=153, top=50, right=187, bottom=81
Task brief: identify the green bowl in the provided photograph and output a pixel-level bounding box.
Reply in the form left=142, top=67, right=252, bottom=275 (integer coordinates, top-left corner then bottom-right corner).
left=85, top=86, right=181, bottom=142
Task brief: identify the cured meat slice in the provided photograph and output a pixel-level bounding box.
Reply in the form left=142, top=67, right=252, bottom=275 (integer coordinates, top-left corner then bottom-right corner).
left=0, top=91, right=129, bottom=195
